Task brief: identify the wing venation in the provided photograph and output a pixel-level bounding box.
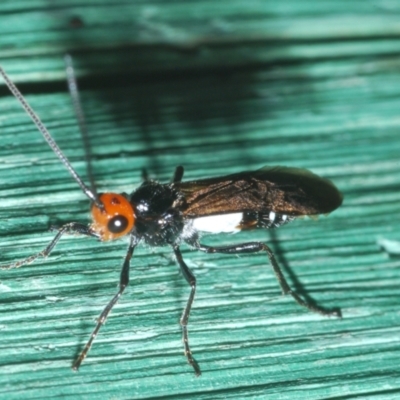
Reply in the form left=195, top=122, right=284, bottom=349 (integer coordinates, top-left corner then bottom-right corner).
left=173, top=166, right=342, bottom=218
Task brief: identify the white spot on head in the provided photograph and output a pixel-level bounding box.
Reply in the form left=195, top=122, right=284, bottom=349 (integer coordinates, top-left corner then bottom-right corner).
left=269, top=211, right=276, bottom=222
left=192, top=213, right=242, bottom=234
left=282, top=214, right=287, bottom=221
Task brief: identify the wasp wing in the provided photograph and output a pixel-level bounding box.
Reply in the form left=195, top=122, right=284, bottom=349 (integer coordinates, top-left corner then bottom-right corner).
left=174, top=166, right=343, bottom=218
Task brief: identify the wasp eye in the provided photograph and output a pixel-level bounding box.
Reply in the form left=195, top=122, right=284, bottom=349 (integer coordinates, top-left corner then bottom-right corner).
left=108, top=215, right=129, bottom=234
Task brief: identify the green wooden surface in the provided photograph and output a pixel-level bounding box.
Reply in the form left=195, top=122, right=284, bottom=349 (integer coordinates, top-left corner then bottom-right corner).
left=1, top=1, right=400, bottom=399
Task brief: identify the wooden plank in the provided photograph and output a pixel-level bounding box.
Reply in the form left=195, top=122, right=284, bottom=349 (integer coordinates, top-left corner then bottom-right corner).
left=1, top=1, right=400, bottom=399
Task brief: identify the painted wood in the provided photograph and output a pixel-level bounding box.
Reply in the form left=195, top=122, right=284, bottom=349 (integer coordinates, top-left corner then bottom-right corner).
left=1, top=1, right=400, bottom=399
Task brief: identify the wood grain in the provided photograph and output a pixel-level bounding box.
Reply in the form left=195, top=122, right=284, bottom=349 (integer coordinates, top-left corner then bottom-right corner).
left=1, top=1, right=400, bottom=399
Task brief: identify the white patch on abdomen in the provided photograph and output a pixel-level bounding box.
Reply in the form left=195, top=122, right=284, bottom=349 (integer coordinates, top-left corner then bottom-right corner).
left=192, top=213, right=243, bottom=234
left=269, top=211, right=276, bottom=222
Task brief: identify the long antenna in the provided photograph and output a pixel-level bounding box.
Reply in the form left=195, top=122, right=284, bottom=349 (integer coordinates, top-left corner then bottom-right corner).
left=0, top=66, right=104, bottom=210
left=64, top=54, right=98, bottom=199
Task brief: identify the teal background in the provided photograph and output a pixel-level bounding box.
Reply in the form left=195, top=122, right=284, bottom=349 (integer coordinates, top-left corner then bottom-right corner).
left=1, top=1, right=400, bottom=398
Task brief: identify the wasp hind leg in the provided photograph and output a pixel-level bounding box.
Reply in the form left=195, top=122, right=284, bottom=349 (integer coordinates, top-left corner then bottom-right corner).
left=195, top=241, right=341, bottom=318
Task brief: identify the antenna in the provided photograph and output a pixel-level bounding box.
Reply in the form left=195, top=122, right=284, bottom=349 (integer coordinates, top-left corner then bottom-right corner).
left=0, top=66, right=104, bottom=210
left=64, top=54, right=98, bottom=199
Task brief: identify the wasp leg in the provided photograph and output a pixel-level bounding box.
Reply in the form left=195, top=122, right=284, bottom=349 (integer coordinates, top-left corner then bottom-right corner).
left=1, top=222, right=95, bottom=270
left=171, top=166, right=184, bottom=183
left=196, top=242, right=341, bottom=318
left=173, top=245, right=201, bottom=376
left=72, top=236, right=138, bottom=370
left=141, top=168, right=150, bottom=182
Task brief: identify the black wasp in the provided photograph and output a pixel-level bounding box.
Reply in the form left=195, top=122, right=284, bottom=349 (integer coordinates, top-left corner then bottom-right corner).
left=0, top=65, right=342, bottom=376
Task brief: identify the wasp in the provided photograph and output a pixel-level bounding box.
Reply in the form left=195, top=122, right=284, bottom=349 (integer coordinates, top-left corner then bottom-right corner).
left=0, top=65, right=342, bottom=376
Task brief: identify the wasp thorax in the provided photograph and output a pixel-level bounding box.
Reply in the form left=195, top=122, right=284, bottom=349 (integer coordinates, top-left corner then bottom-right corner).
left=90, top=193, right=135, bottom=241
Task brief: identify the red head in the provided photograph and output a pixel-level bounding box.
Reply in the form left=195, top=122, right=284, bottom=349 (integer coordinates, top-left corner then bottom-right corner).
left=90, top=193, right=135, bottom=241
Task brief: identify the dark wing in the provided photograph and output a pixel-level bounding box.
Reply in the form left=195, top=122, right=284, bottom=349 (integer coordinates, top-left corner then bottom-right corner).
left=173, top=166, right=343, bottom=218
